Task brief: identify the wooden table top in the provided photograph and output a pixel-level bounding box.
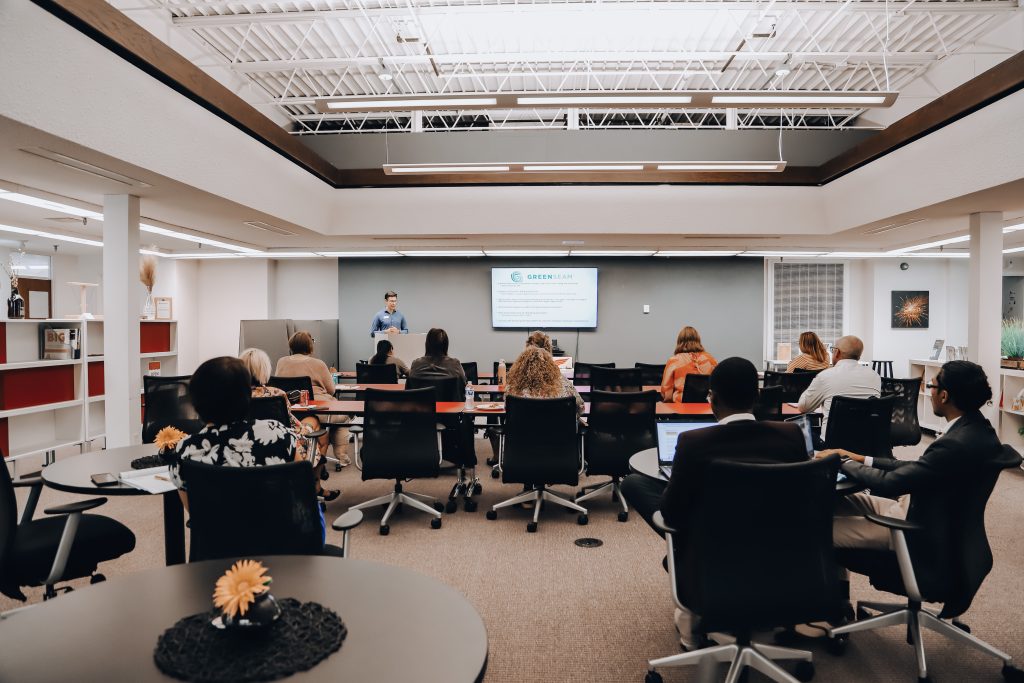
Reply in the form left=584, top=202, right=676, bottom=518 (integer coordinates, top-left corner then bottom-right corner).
left=295, top=400, right=800, bottom=417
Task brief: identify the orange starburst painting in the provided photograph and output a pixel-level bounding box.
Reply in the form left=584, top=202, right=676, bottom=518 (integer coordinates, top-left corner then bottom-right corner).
left=892, top=291, right=930, bottom=329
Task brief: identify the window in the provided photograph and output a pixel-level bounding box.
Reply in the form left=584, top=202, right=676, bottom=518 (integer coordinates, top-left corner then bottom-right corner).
left=11, top=253, right=52, bottom=279
left=771, top=262, right=844, bottom=359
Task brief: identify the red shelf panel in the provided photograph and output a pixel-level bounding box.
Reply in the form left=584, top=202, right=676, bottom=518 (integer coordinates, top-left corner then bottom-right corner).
left=0, top=418, right=8, bottom=458
left=140, top=322, right=172, bottom=353
left=0, top=365, right=76, bottom=410
left=88, top=361, right=104, bottom=397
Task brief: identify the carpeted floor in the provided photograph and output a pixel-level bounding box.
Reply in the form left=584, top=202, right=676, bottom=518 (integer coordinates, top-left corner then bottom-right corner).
left=5, top=435, right=1024, bottom=682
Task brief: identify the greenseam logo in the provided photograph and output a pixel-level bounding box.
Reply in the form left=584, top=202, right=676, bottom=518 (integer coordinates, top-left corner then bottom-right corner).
left=511, top=271, right=523, bottom=283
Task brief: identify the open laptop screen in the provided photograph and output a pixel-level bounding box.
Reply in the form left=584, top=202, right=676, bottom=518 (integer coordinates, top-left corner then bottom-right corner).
left=789, top=415, right=816, bottom=459
left=656, top=420, right=716, bottom=466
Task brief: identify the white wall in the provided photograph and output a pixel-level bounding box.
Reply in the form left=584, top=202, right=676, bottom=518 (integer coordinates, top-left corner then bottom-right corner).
left=194, top=259, right=271, bottom=363
left=269, top=259, right=338, bottom=320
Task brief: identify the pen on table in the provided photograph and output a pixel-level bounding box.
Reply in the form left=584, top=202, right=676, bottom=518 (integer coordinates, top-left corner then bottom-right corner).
left=155, top=474, right=170, bottom=482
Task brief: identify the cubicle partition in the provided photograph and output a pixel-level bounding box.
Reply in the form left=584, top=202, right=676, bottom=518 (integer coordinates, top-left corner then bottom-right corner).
left=239, top=319, right=339, bottom=369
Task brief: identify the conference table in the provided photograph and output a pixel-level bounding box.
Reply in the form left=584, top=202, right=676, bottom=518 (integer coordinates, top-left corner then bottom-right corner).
left=0, top=555, right=488, bottom=683
left=41, top=444, right=186, bottom=566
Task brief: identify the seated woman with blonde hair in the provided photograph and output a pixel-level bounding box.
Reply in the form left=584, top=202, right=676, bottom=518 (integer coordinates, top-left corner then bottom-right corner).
left=506, top=345, right=584, bottom=415
left=786, top=331, right=830, bottom=372
left=661, top=326, right=718, bottom=403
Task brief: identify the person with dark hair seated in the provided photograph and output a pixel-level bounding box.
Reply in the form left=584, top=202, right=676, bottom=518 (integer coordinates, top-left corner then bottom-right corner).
left=408, top=327, right=467, bottom=388
left=821, top=360, right=1016, bottom=551
left=168, top=357, right=325, bottom=542
left=369, top=339, right=409, bottom=378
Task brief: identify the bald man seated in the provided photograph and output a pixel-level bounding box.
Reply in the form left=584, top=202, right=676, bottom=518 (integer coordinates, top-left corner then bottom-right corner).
left=797, top=335, right=881, bottom=436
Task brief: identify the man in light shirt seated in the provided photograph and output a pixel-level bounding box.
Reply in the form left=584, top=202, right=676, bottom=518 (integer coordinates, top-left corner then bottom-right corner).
left=797, top=335, right=881, bottom=438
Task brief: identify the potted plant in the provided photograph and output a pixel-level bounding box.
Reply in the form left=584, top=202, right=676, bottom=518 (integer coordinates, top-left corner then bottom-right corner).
left=1001, top=319, right=1024, bottom=369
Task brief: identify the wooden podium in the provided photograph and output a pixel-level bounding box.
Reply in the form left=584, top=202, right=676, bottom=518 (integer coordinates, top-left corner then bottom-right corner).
left=373, top=332, right=426, bottom=366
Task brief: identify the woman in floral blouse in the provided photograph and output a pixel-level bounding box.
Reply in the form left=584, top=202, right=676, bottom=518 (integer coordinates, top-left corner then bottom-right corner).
left=661, top=326, right=718, bottom=402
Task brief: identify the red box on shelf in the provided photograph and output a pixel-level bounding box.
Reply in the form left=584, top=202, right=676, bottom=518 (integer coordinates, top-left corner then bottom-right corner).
left=140, top=322, right=172, bottom=354
left=88, top=361, right=104, bottom=397
left=0, top=365, right=76, bottom=411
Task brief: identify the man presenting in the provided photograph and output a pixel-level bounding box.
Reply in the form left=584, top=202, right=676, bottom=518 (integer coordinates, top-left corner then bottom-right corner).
left=368, top=290, right=409, bottom=337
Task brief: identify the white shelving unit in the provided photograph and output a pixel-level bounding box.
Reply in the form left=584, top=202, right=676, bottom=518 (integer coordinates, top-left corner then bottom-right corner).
left=907, top=359, right=946, bottom=433
left=998, top=368, right=1024, bottom=453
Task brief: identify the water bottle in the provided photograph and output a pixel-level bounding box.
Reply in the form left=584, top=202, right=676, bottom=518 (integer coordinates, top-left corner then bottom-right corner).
left=497, top=359, right=506, bottom=385
left=465, top=381, right=475, bottom=410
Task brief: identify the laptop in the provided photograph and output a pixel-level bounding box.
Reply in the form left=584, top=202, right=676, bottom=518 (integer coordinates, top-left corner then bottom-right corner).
left=656, top=420, right=716, bottom=479
left=789, top=414, right=846, bottom=481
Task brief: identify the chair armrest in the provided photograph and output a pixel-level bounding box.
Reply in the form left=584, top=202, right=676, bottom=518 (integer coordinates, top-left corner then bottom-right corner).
left=489, top=424, right=505, bottom=435
left=435, top=423, right=447, bottom=432
left=12, top=476, right=43, bottom=488
left=15, top=477, right=44, bottom=525
left=349, top=425, right=363, bottom=434
left=304, top=427, right=328, bottom=439
left=331, top=508, right=364, bottom=532
left=652, top=511, right=679, bottom=535
left=863, top=511, right=923, bottom=532
left=43, top=498, right=107, bottom=516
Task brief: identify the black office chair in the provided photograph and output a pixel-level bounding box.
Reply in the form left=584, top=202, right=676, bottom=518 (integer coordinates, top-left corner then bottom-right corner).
left=645, top=456, right=844, bottom=683
left=881, top=377, right=923, bottom=447
left=0, top=459, right=136, bottom=601
left=142, top=375, right=203, bottom=444
left=679, top=373, right=711, bottom=403
left=824, top=395, right=895, bottom=460
left=754, top=384, right=784, bottom=420
left=576, top=390, right=659, bottom=521
left=461, top=362, right=479, bottom=385
left=829, top=445, right=1024, bottom=682
left=350, top=388, right=444, bottom=534
left=871, top=360, right=895, bottom=378
left=635, top=362, right=667, bottom=387
left=589, top=366, right=643, bottom=393
left=572, top=361, right=615, bottom=386
left=356, top=362, right=398, bottom=384
left=268, top=375, right=314, bottom=402
left=486, top=395, right=588, bottom=532
left=763, top=370, right=817, bottom=403
left=180, top=459, right=358, bottom=562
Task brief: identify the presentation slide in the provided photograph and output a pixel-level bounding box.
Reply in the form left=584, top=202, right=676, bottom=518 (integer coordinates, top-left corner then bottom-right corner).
left=491, top=268, right=598, bottom=328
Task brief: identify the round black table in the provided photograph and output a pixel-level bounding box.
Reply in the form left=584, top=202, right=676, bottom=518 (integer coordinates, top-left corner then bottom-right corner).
left=628, top=448, right=864, bottom=495
left=41, top=444, right=186, bottom=565
left=0, top=556, right=488, bottom=683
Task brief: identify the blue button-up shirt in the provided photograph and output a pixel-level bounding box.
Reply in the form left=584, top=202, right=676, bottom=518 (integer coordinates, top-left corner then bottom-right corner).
left=369, top=309, right=409, bottom=337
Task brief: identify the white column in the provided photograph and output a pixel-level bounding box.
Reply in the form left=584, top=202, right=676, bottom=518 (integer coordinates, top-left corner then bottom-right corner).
left=967, top=211, right=1003, bottom=424
left=103, top=194, right=142, bottom=446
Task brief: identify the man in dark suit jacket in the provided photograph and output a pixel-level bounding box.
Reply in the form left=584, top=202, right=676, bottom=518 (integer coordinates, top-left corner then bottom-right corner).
left=621, top=356, right=809, bottom=537
left=822, top=360, right=1018, bottom=555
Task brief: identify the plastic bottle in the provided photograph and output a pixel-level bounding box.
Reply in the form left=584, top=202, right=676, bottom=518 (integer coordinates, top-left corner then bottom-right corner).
left=497, top=359, right=507, bottom=385
left=465, top=381, right=475, bottom=410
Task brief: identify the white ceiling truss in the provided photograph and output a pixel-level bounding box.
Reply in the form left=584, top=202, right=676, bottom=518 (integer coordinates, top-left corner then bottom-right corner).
left=148, top=0, right=1020, bottom=133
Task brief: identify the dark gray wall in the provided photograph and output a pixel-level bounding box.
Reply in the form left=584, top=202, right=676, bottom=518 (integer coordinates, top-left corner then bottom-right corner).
left=338, top=258, right=764, bottom=371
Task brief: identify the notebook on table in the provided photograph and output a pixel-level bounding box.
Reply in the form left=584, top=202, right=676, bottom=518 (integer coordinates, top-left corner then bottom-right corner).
left=656, top=420, right=716, bottom=479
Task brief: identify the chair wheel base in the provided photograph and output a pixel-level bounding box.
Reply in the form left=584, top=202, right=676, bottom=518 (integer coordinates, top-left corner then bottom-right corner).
left=486, top=510, right=497, bottom=520
left=953, top=619, right=971, bottom=633
left=1003, top=664, right=1024, bottom=682
left=379, top=525, right=389, bottom=536
left=918, top=677, right=932, bottom=683
left=334, top=464, right=342, bottom=472
left=432, top=502, right=445, bottom=513
left=577, top=514, right=589, bottom=526
left=794, top=660, right=815, bottom=682
left=526, top=521, right=538, bottom=533
left=90, top=573, right=106, bottom=585
left=464, top=499, right=478, bottom=512
left=617, top=511, right=628, bottom=522
left=490, top=468, right=500, bottom=479
left=430, top=518, right=442, bottom=529
left=826, top=635, right=848, bottom=656
left=472, top=483, right=482, bottom=494
left=644, top=671, right=663, bottom=683
left=445, top=500, right=458, bottom=513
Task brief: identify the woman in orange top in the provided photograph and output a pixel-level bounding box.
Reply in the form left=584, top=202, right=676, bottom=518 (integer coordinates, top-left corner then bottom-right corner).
left=661, top=326, right=718, bottom=402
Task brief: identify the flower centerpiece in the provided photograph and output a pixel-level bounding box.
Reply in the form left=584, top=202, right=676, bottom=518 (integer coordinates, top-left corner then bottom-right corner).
left=155, top=426, right=188, bottom=459
left=212, top=559, right=281, bottom=629
left=140, top=255, right=157, bottom=319
left=1001, top=319, right=1024, bottom=369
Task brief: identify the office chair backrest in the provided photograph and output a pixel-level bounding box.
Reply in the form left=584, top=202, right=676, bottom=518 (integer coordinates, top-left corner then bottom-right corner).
left=572, top=361, right=615, bottom=386
left=356, top=362, right=398, bottom=384
left=246, top=396, right=291, bottom=425
left=181, top=459, right=323, bottom=562
left=0, top=459, right=18, bottom=598
left=880, top=377, right=922, bottom=447
left=405, top=373, right=462, bottom=401
left=680, top=373, right=711, bottom=403
left=142, top=375, right=203, bottom=444
left=503, top=395, right=580, bottom=486
left=824, top=395, right=895, bottom=459
left=585, top=390, right=659, bottom=477
left=361, top=387, right=440, bottom=481
left=268, top=375, right=314, bottom=401
left=679, top=455, right=843, bottom=634
left=589, top=366, right=643, bottom=392
left=634, top=362, right=667, bottom=387
left=762, top=370, right=817, bottom=403
left=753, top=385, right=784, bottom=420
left=461, top=362, right=479, bottom=385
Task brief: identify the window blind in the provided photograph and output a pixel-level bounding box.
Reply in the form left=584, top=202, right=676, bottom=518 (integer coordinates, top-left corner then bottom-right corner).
left=772, top=262, right=844, bottom=357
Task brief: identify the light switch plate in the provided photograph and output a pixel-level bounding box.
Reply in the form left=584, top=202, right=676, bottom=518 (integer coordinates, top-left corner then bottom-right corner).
left=643, top=304, right=650, bottom=314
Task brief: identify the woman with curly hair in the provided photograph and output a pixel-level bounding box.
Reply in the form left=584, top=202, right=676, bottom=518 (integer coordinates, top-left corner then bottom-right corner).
left=505, top=345, right=584, bottom=415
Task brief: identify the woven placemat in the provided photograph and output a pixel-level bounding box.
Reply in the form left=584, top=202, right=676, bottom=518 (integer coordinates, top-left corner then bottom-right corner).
left=154, top=598, right=346, bottom=682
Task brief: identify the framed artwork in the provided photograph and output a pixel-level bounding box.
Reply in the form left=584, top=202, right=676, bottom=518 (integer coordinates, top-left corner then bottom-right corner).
left=154, top=296, right=173, bottom=320
left=892, top=290, right=929, bottom=329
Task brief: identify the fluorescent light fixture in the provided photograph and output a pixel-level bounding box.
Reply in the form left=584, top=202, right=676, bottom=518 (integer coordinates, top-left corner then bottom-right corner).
left=318, top=251, right=402, bottom=257
left=1003, top=223, right=1024, bottom=233
left=326, top=97, right=496, bottom=110
left=399, top=250, right=485, bottom=257
left=655, top=250, right=741, bottom=257
left=385, top=165, right=510, bottom=174
left=711, top=94, right=888, bottom=105
left=570, top=250, right=656, bottom=257
left=523, top=164, right=644, bottom=172
left=139, top=249, right=167, bottom=257
left=0, top=223, right=103, bottom=247
left=244, top=252, right=320, bottom=258
left=657, top=162, right=785, bottom=172
left=1004, top=246, right=1024, bottom=254
left=824, top=252, right=898, bottom=258
left=740, top=251, right=827, bottom=257
left=139, top=223, right=260, bottom=254
left=483, top=250, right=570, bottom=257
left=516, top=95, right=692, bottom=106
left=167, top=252, right=245, bottom=260
left=0, top=191, right=104, bottom=220
left=888, top=235, right=970, bottom=254
left=905, top=252, right=969, bottom=259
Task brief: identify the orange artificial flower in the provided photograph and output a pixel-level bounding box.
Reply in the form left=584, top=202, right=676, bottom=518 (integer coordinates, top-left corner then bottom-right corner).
left=213, top=560, right=271, bottom=618
left=155, top=426, right=188, bottom=451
